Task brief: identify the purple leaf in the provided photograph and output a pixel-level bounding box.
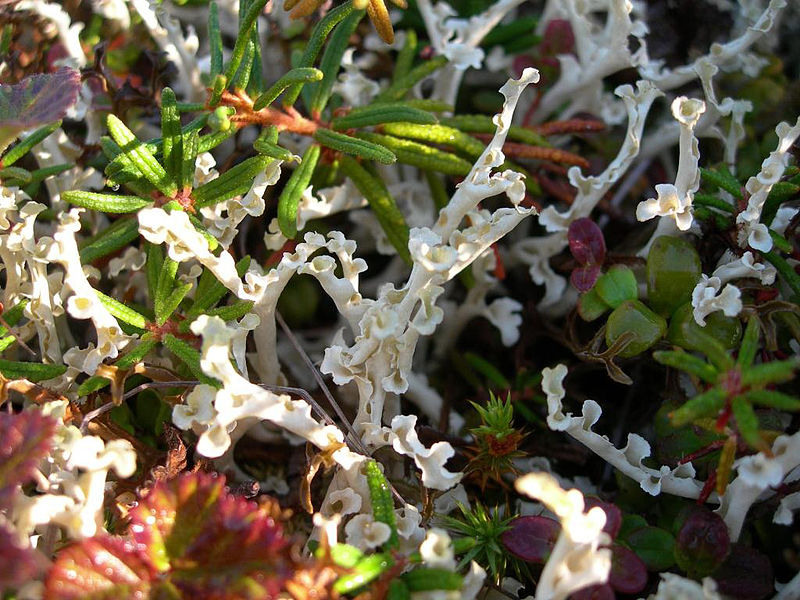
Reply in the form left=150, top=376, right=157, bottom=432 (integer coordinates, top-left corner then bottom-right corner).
left=584, top=498, right=622, bottom=539
left=713, top=544, right=773, bottom=600
left=44, top=536, right=155, bottom=600
left=129, top=472, right=292, bottom=598
left=0, top=410, right=58, bottom=508
left=570, top=583, right=615, bottom=600
left=568, top=218, right=606, bottom=266
left=0, top=522, right=45, bottom=594
left=674, top=505, right=730, bottom=578
left=500, top=516, right=560, bottom=564
left=0, top=68, right=80, bottom=131
left=571, top=263, right=602, bottom=293
left=608, top=543, right=648, bottom=594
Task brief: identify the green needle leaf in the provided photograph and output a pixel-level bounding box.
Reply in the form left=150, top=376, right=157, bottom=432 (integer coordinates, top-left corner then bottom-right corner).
left=331, top=103, right=437, bottom=130
left=253, top=68, right=323, bottom=110
left=744, top=389, right=800, bottom=411
left=62, top=191, right=151, bottom=213
left=0, top=360, right=67, bottom=382
left=376, top=55, right=448, bottom=102
left=381, top=122, right=485, bottom=157
left=366, top=460, right=398, bottom=549
left=741, top=357, right=800, bottom=387
left=700, top=166, right=743, bottom=199
left=277, top=143, right=320, bottom=238
left=106, top=114, right=176, bottom=198
left=340, top=155, right=410, bottom=263
left=1, top=121, right=61, bottom=167
left=736, top=318, right=760, bottom=368
left=208, top=2, right=223, bottom=79
left=224, top=0, right=269, bottom=85
left=313, top=128, right=396, bottom=164
left=163, top=334, right=219, bottom=387
left=652, top=350, right=718, bottom=383
left=732, top=396, right=765, bottom=451
left=669, top=388, right=727, bottom=427
left=357, top=132, right=471, bottom=176
left=160, top=87, right=183, bottom=188
left=94, top=290, right=148, bottom=330
left=193, top=155, right=273, bottom=208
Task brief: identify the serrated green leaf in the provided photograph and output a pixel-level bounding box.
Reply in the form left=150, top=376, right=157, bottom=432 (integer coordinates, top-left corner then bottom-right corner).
left=192, top=155, right=272, bottom=208
left=278, top=143, right=320, bottom=238
left=107, top=114, right=176, bottom=198
left=309, top=9, right=364, bottom=115
left=340, top=155, right=410, bottom=263
left=357, top=132, right=471, bottom=176
left=253, top=68, right=323, bottom=110
left=314, top=128, right=396, bottom=164
left=0, top=359, right=67, bottom=382
left=94, top=289, right=148, bottom=329
left=331, top=103, right=437, bottom=130
left=62, top=190, right=152, bottom=213
left=160, top=87, right=183, bottom=187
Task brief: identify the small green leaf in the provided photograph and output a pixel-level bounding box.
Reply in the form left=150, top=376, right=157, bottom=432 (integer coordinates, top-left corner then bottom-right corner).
left=224, top=0, right=270, bottom=84
left=193, top=155, right=272, bottom=208
left=387, top=580, right=411, bottom=600
left=1, top=120, right=61, bottom=167
left=401, top=568, right=463, bottom=592
left=333, top=553, right=393, bottom=594
left=229, top=38, right=256, bottom=91
left=744, top=389, right=800, bottom=411
left=394, top=29, right=417, bottom=80
left=646, top=236, right=702, bottom=317
left=107, top=114, right=176, bottom=198
left=309, top=9, right=365, bottom=115
left=700, top=166, right=742, bottom=199
left=146, top=242, right=164, bottom=299
left=94, top=290, right=148, bottom=329
left=623, top=526, right=675, bottom=571
left=181, top=128, right=200, bottom=190
left=209, top=73, right=227, bottom=107
left=331, top=103, right=437, bottom=130
left=158, top=281, right=193, bottom=327
left=160, top=87, right=183, bottom=187
left=325, top=544, right=364, bottom=569
left=0, top=359, right=67, bottom=382
left=62, top=191, right=151, bottom=213
left=204, top=300, right=255, bottom=323
left=652, top=350, right=718, bottom=383
left=577, top=287, right=611, bottom=322
left=154, top=256, right=179, bottom=326
left=670, top=388, right=727, bottom=427
left=762, top=181, right=800, bottom=226
left=277, top=143, right=321, bottom=238
left=188, top=256, right=251, bottom=318
left=282, top=1, right=356, bottom=107
left=381, top=122, right=485, bottom=158
left=253, top=68, right=323, bottom=110
left=595, top=265, right=638, bottom=309
left=0, top=166, right=31, bottom=182
left=206, top=1, right=222, bottom=77
left=441, top=115, right=550, bottom=147
left=340, top=155, right=410, bottom=263
left=366, top=460, right=398, bottom=549
left=314, top=128, right=396, bottom=164
left=692, top=193, right=735, bottom=213
left=763, top=251, right=800, bottom=299
left=77, top=338, right=159, bottom=396
left=357, top=132, right=471, bottom=176
left=741, top=357, right=800, bottom=387
left=253, top=137, right=296, bottom=162
left=736, top=318, right=760, bottom=368
left=731, top=396, right=764, bottom=451
left=163, top=334, right=219, bottom=387
left=376, top=55, right=448, bottom=102
left=605, top=300, right=666, bottom=358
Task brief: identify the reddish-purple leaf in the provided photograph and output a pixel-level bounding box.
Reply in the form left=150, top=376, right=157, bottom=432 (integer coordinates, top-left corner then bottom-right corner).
left=539, top=19, right=576, bottom=58
left=570, top=583, right=615, bottom=600
left=713, top=544, right=773, bottom=600
left=584, top=498, right=622, bottom=539
left=129, top=472, right=291, bottom=599
left=500, top=516, right=560, bottom=564
left=0, top=410, right=57, bottom=508
left=571, top=264, right=603, bottom=293
left=608, top=543, right=648, bottom=594
left=0, top=522, right=45, bottom=594
left=44, top=536, right=155, bottom=600
left=568, top=218, right=606, bottom=267
left=674, top=505, right=730, bottom=578
left=0, top=68, right=81, bottom=131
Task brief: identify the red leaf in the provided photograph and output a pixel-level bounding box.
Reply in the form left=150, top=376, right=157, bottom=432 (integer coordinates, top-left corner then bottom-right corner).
left=0, top=522, right=45, bottom=593
left=129, top=472, right=291, bottom=599
left=44, top=536, right=155, bottom=600
left=0, top=410, right=58, bottom=508
left=568, top=218, right=606, bottom=266
left=608, top=543, right=648, bottom=594
left=0, top=68, right=81, bottom=131
left=570, top=583, right=615, bottom=600
left=539, top=19, right=575, bottom=57
left=584, top=498, right=622, bottom=539
left=713, top=544, right=773, bottom=600
left=674, top=505, right=730, bottom=578
left=500, top=516, right=560, bottom=564
left=571, top=264, right=602, bottom=293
